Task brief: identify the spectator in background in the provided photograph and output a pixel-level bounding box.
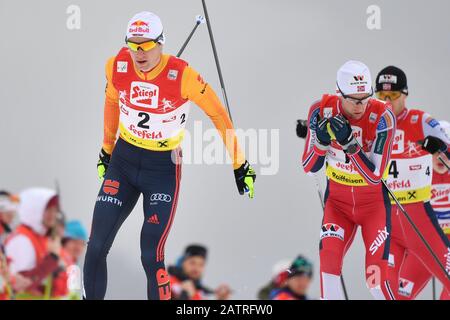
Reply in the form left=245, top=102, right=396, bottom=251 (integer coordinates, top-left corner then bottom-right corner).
left=168, top=244, right=231, bottom=300
left=4, top=188, right=68, bottom=299
left=257, top=259, right=291, bottom=300
left=270, top=255, right=314, bottom=300
left=0, top=191, right=19, bottom=244
left=0, top=191, right=21, bottom=300
left=59, top=220, right=88, bottom=300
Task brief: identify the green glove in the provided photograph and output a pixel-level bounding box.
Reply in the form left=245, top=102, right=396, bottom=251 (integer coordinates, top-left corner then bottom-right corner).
left=234, top=161, right=256, bottom=199
left=97, top=149, right=111, bottom=181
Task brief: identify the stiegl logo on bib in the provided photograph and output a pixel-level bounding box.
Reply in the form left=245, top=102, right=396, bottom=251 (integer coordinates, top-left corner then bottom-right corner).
left=130, top=82, right=159, bottom=109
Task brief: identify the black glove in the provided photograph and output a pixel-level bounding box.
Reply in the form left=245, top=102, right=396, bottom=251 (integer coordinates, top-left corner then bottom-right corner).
left=329, top=115, right=354, bottom=147
left=97, top=148, right=111, bottom=180
left=234, top=160, right=256, bottom=198
left=420, top=136, right=448, bottom=154
left=296, top=119, right=308, bottom=139
left=315, top=115, right=332, bottom=146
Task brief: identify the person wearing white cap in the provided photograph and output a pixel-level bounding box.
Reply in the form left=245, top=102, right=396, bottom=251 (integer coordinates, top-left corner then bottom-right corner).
left=302, top=60, right=397, bottom=300
left=84, top=11, right=256, bottom=300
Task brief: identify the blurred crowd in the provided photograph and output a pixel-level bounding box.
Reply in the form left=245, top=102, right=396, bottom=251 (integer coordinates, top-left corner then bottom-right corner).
left=0, top=188, right=87, bottom=300
left=0, top=188, right=313, bottom=300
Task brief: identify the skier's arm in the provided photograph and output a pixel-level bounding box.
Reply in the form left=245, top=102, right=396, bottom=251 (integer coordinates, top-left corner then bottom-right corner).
left=421, top=114, right=450, bottom=157
left=102, top=57, right=120, bottom=155
left=302, top=102, right=327, bottom=173
left=348, top=109, right=396, bottom=185
left=181, top=66, right=245, bottom=170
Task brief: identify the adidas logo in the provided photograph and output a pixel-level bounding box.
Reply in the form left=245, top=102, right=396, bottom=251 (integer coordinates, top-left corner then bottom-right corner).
left=148, top=214, right=160, bottom=225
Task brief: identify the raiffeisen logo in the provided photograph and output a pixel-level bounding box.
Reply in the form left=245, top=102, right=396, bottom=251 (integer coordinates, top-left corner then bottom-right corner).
left=130, top=82, right=159, bottom=109
left=129, top=20, right=150, bottom=34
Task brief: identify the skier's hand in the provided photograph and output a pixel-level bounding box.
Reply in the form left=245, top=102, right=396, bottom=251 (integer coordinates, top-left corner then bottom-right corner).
left=234, top=160, right=256, bottom=199
left=329, top=115, right=354, bottom=148
left=419, top=136, right=448, bottom=155
left=296, top=119, right=308, bottom=139
left=97, top=148, right=111, bottom=181
left=314, top=115, right=331, bottom=146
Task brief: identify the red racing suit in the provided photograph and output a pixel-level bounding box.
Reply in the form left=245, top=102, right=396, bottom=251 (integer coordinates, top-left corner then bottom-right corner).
left=384, top=108, right=450, bottom=300
left=302, top=94, right=396, bottom=300
left=395, top=169, right=450, bottom=300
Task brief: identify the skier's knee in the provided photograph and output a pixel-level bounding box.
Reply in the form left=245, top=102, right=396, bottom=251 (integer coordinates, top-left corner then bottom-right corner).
left=320, top=248, right=343, bottom=275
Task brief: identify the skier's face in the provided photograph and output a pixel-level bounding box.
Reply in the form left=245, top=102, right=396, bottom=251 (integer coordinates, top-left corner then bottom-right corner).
left=433, top=152, right=449, bottom=174
left=287, top=274, right=311, bottom=296
left=182, top=256, right=206, bottom=281
left=340, top=94, right=369, bottom=120
left=383, top=93, right=407, bottom=116
left=127, top=37, right=162, bottom=72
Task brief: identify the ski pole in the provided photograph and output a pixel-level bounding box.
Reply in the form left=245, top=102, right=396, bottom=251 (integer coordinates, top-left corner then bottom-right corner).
left=201, top=0, right=234, bottom=123
left=438, top=154, right=450, bottom=171
left=352, top=140, right=450, bottom=281
left=432, top=277, right=436, bottom=300
left=177, top=15, right=205, bottom=58
left=297, top=118, right=350, bottom=299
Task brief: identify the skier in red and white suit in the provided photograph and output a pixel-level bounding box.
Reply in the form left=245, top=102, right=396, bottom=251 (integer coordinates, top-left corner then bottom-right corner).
left=375, top=66, right=450, bottom=300
left=389, top=120, right=450, bottom=300
left=302, top=61, right=396, bottom=300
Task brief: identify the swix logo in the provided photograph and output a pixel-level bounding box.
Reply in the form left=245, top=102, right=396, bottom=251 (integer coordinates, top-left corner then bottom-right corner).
left=130, top=82, right=159, bottom=109
left=320, top=223, right=345, bottom=241
left=148, top=214, right=160, bottom=225
left=369, top=227, right=389, bottom=256
left=103, top=180, right=120, bottom=195
left=398, top=278, right=414, bottom=297
left=409, top=164, right=422, bottom=171
left=387, top=179, right=411, bottom=190
left=156, top=269, right=171, bottom=300
left=128, top=124, right=162, bottom=140
left=128, top=20, right=150, bottom=35
left=354, top=75, right=364, bottom=81
left=357, top=85, right=366, bottom=92
left=392, top=130, right=405, bottom=154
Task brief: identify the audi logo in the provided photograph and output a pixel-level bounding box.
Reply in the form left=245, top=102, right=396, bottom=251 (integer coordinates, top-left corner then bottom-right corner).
left=150, top=193, right=172, bottom=202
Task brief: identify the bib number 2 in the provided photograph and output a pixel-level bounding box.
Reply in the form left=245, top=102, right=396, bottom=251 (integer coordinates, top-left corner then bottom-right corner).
left=138, top=112, right=150, bottom=129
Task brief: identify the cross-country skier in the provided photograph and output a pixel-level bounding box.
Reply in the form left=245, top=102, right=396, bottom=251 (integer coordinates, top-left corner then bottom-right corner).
left=83, top=11, right=256, bottom=300
left=374, top=66, right=450, bottom=300
left=302, top=61, right=396, bottom=300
